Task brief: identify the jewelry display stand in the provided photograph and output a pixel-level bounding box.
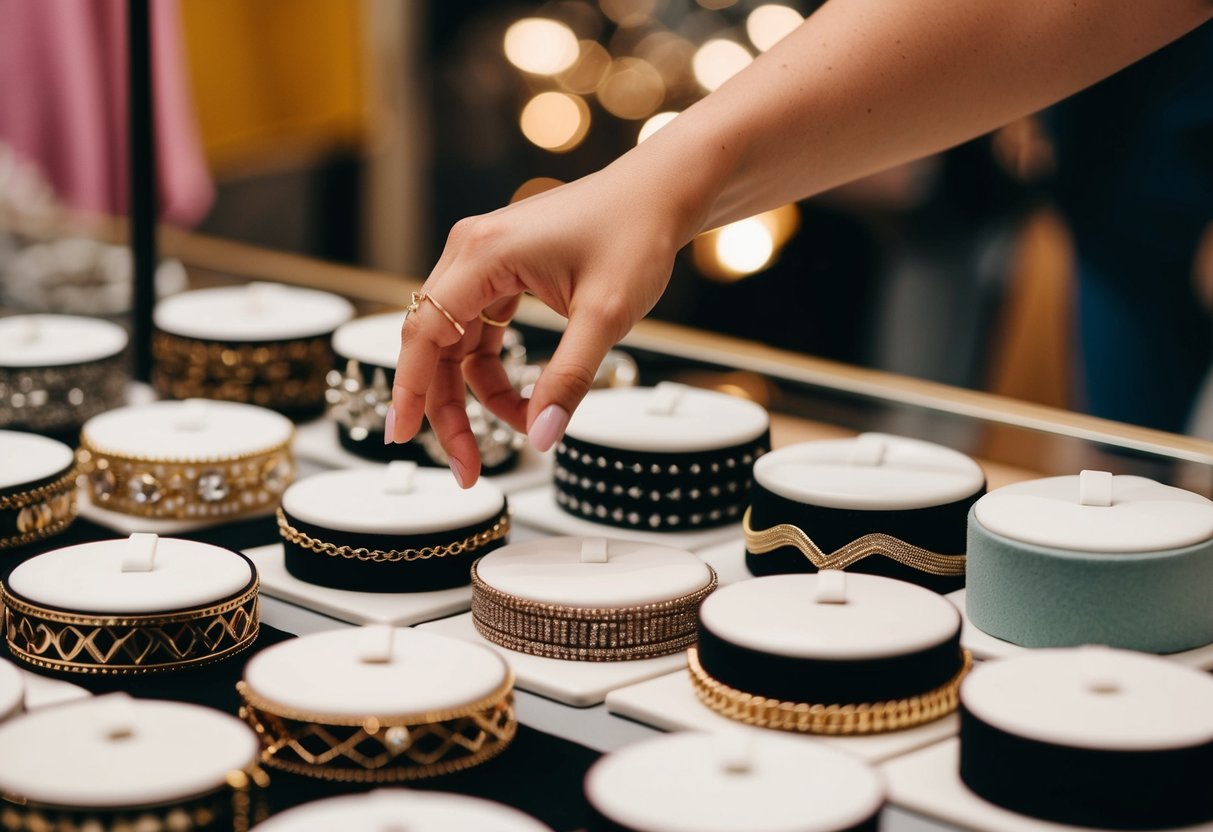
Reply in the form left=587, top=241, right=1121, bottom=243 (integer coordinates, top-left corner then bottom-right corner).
left=245, top=543, right=473, bottom=626
left=419, top=613, right=688, bottom=708
left=692, top=538, right=751, bottom=584
left=946, top=589, right=1213, bottom=670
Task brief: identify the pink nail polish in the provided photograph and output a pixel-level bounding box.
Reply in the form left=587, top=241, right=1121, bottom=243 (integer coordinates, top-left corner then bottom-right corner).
left=383, top=405, right=396, bottom=445
left=528, top=404, right=570, bottom=453
left=449, top=457, right=468, bottom=488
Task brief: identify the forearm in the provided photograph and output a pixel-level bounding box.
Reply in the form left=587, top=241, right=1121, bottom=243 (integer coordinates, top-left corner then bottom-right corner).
left=620, top=0, right=1212, bottom=241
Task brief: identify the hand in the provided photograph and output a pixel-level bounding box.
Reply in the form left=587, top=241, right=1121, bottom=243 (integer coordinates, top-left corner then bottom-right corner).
left=389, top=167, right=694, bottom=488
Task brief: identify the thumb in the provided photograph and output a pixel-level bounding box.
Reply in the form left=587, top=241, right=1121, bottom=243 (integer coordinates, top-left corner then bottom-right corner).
left=526, top=310, right=621, bottom=452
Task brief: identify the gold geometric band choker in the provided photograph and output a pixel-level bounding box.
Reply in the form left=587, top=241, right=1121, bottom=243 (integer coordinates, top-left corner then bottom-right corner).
left=743, top=507, right=966, bottom=576
left=0, top=578, right=260, bottom=676
left=236, top=672, right=517, bottom=782
left=0, top=765, right=270, bottom=832
left=689, top=647, right=972, bottom=735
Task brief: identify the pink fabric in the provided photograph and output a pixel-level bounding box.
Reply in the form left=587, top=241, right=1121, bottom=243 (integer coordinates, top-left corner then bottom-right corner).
left=0, top=0, right=213, bottom=226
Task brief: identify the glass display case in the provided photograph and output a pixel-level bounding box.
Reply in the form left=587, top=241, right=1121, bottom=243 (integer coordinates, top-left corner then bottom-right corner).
left=4, top=224, right=1213, bottom=831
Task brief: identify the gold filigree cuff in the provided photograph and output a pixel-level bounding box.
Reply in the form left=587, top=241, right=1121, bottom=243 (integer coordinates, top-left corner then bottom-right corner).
left=743, top=508, right=966, bottom=576
left=471, top=561, right=718, bottom=662
left=152, top=332, right=334, bottom=417
left=236, top=674, right=517, bottom=782
left=0, top=575, right=260, bottom=676
left=76, top=438, right=295, bottom=520
left=0, top=465, right=77, bottom=550
left=688, top=647, right=971, bottom=735
left=0, top=766, right=270, bottom=832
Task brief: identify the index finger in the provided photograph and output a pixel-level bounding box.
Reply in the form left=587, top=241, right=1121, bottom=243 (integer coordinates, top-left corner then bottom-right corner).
left=390, top=273, right=511, bottom=444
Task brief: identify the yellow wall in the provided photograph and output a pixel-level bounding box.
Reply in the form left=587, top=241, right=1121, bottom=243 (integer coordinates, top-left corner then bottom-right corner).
left=180, top=0, right=366, bottom=175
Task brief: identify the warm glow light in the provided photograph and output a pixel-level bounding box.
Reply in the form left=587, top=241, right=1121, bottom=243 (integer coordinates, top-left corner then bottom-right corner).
left=692, top=39, right=752, bottom=92
left=715, top=218, right=774, bottom=274
left=597, top=58, right=665, bottom=120
left=636, top=31, right=696, bottom=89
left=503, top=18, right=580, bottom=75
left=558, top=40, right=612, bottom=94
left=519, top=92, right=590, bottom=152
left=692, top=204, right=799, bottom=281
left=601, top=0, right=660, bottom=27
left=511, top=177, right=564, bottom=203
left=637, top=111, right=678, bottom=144
left=746, top=4, right=803, bottom=52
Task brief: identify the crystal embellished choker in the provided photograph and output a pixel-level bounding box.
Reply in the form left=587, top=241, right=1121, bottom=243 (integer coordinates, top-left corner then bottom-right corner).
left=0, top=315, right=129, bottom=438
left=327, top=357, right=523, bottom=473
left=76, top=436, right=294, bottom=520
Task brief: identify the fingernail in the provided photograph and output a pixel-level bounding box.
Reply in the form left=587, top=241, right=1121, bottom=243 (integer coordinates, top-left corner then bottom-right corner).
left=528, top=404, right=570, bottom=453
left=383, top=406, right=396, bottom=445
left=449, top=457, right=468, bottom=489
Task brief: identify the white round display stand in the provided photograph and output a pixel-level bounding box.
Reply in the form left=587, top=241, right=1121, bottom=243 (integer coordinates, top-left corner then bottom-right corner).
left=255, top=789, right=552, bottom=832
left=0, top=696, right=258, bottom=808
left=753, top=433, right=984, bottom=511
left=0, top=659, right=25, bottom=723
left=475, top=537, right=713, bottom=608
left=331, top=311, right=404, bottom=368
left=962, top=647, right=1213, bottom=751
left=282, top=465, right=504, bottom=535
left=564, top=386, right=768, bottom=453
left=699, top=573, right=959, bottom=660
left=83, top=400, right=293, bottom=460
left=586, top=732, right=884, bottom=832
left=7, top=537, right=252, bottom=614
left=153, top=284, right=354, bottom=342
left=0, top=314, right=127, bottom=367
left=0, top=431, right=75, bottom=490
left=973, top=473, right=1213, bottom=553
left=243, top=628, right=509, bottom=718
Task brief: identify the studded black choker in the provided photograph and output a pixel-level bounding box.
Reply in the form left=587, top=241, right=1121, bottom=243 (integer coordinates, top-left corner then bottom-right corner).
left=552, top=432, right=769, bottom=532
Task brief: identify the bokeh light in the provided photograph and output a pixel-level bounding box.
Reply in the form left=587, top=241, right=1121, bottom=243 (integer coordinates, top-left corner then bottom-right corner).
left=520, top=92, right=591, bottom=152
left=746, top=4, right=803, bottom=52
left=511, top=177, right=565, bottom=203
left=597, top=57, right=666, bottom=120
left=503, top=18, right=580, bottom=75
left=692, top=205, right=800, bottom=280
left=716, top=218, right=774, bottom=274
left=600, top=0, right=661, bottom=28
left=637, top=111, right=679, bottom=144
left=558, top=40, right=613, bottom=94
left=692, top=39, right=752, bottom=92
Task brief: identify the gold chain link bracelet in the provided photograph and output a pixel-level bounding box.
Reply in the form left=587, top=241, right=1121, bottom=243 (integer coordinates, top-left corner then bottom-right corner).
left=688, top=646, right=971, bottom=735
left=277, top=508, right=510, bottom=563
